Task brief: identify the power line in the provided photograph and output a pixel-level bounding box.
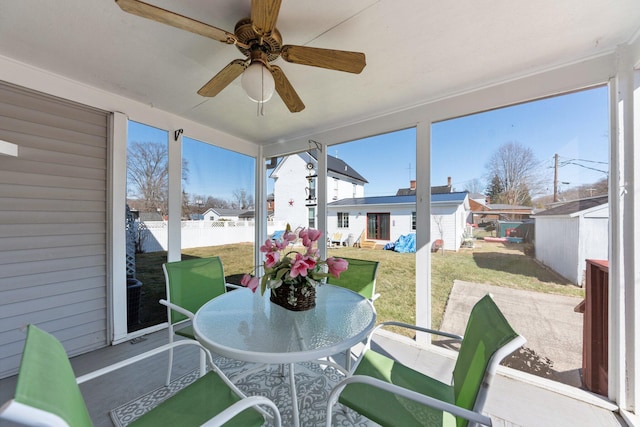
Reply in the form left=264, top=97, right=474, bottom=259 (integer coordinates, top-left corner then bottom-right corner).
left=560, top=161, right=608, bottom=175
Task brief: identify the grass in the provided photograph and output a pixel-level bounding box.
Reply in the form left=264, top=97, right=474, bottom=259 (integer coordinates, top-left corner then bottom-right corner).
left=131, top=239, right=583, bottom=337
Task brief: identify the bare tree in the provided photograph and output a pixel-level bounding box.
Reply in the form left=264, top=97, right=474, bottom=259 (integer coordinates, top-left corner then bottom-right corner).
left=127, top=141, right=189, bottom=216
left=206, top=195, right=230, bottom=209
left=485, top=142, right=542, bottom=206
left=231, top=188, right=254, bottom=210
left=464, top=178, right=485, bottom=194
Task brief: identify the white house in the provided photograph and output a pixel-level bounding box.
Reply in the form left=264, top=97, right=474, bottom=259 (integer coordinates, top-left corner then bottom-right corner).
left=270, top=151, right=367, bottom=229
left=327, top=192, right=470, bottom=251
left=201, top=208, right=249, bottom=222
left=533, top=195, right=608, bottom=286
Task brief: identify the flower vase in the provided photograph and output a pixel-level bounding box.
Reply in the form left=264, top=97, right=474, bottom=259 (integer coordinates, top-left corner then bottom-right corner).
left=270, top=282, right=316, bottom=311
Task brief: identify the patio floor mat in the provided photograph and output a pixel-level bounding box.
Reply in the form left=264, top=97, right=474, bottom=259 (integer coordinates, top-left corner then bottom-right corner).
left=110, top=357, right=375, bottom=426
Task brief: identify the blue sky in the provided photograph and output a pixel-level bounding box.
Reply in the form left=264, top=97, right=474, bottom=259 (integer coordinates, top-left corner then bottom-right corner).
left=128, top=85, right=609, bottom=202
left=430, top=85, right=609, bottom=194
left=336, top=85, right=609, bottom=196
left=127, top=122, right=255, bottom=202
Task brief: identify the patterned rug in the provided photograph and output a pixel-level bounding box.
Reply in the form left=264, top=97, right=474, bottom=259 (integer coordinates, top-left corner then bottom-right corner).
left=110, top=357, right=376, bottom=426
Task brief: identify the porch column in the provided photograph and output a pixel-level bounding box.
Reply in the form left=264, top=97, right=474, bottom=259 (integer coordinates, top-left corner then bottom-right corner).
left=415, top=121, right=432, bottom=342
left=610, top=43, right=640, bottom=419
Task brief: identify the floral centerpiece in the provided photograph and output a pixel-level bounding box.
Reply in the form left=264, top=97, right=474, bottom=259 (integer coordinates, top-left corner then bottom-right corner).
left=241, top=225, right=348, bottom=311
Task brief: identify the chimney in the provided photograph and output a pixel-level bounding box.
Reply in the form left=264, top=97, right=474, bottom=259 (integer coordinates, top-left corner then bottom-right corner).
left=447, top=176, right=452, bottom=187
left=410, top=180, right=416, bottom=190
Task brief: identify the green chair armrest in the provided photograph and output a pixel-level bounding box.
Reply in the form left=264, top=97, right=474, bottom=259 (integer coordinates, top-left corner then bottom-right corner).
left=159, top=299, right=195, bottom=320
left=76, top=340, right=212, bottom=384
left=375, top=320, right=463, bottom=341
left=328, top=375, right=492, bottom=426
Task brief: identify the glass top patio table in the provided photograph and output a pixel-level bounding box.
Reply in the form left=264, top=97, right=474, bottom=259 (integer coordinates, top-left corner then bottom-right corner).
left=193, top=284, right=377, bottom=365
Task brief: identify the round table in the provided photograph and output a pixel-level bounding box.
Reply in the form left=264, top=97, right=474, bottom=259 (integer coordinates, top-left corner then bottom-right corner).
left=193, top=284, right=376, bottom=426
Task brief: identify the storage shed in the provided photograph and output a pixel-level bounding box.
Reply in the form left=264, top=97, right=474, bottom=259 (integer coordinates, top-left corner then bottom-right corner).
left=533, top=196, right=608, bottom=286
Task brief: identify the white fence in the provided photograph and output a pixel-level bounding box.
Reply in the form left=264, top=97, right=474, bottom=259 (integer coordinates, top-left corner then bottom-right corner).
left=138, top=220, right=286, bottom=252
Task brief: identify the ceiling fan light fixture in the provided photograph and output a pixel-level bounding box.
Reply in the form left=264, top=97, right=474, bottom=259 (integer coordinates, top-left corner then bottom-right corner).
left=241, top=62, right=275, bottom=103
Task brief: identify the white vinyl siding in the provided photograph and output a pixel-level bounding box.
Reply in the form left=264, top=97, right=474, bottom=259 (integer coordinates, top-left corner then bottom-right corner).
left=0, top=82, right=108, bottom=379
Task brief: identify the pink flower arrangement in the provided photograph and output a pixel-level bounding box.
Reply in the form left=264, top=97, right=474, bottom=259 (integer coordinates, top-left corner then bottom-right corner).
left=241, top=225, right=349, bottom=296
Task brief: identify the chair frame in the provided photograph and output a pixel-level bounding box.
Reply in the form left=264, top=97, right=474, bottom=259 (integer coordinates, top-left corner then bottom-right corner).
left=160, top=256, right=233, bottom=385
left=326, top=314, right=526, bottom=427
left=326, top=257, right=380, bottom=370
left=0, top=327, right=282, bottom=427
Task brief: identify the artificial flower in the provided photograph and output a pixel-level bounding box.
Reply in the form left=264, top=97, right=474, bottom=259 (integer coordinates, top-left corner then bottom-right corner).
left=242, top=224, right=349, bottom=303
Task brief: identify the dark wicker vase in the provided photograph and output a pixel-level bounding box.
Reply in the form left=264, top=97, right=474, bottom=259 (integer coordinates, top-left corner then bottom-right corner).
left=270, top=283, right=316, bottom=311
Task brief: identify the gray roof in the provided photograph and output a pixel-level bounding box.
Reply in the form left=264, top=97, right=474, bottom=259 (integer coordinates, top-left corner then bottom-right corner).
left=396, top=184, right=451, bottom=196
left=139, top=212, right=163, bottom=221
left=206, top=208, right=247, bottom=217
left=328, top=191, right=468, bottom=207
left=302, top=151, right=368, bottom=184
left=534, top=195, right=608, bottom=216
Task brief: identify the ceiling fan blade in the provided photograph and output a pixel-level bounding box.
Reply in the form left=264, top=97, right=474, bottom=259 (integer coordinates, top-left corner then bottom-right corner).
left=197, top=59, right=249, bottom=97
left=251, top=0, right=282, bottom=37
left=116, top=0, right=236, bottom=44
left=270, top=65, right=305, bottom=113
left=281, top=45, right=366, bottom=74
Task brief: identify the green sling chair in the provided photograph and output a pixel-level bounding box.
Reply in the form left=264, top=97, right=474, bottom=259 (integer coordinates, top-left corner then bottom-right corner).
left=160, top=256, right=230, bottom=386
left=0, top=324, right=281, bottom=427
left=326, top=257, right=380, bottom=301
left=326, top=293, right=526, bottom=427
left=326, top=257, right=380, bottom=370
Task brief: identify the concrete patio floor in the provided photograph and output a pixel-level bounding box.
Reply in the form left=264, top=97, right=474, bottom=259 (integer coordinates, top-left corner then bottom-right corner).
left=438, top=280, right=584, bottom=388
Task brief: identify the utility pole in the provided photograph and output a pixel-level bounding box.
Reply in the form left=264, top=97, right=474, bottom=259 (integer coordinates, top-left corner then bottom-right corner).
left=553, top=153, right=559, bottom=202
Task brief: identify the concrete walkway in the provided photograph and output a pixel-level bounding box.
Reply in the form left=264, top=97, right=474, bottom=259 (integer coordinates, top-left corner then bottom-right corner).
left=438, top=280, right=584, bottom=388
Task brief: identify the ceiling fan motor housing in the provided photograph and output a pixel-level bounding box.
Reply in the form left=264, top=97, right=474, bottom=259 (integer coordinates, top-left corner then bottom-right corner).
left=234, top=18, right=282, bottom=62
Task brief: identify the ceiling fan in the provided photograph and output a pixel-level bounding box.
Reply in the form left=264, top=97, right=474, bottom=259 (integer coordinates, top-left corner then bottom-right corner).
left=115, top=0, right=367, bottom=113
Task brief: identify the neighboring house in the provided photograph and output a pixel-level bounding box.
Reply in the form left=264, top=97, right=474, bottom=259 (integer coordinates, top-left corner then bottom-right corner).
left=202, top=208, right=249, bottom=221
left=533, top=195, right=608, bottom=286
left=396, top=177, right=453, bottom=196
left=271, top=151, right=367, bottom=229
left=469, top=197, right=533, bottom=224
left=327, top=191, right=470, bottom=252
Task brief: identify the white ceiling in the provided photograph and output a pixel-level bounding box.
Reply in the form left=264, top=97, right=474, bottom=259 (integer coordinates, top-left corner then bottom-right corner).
left=1, top=1, right=639, bottom=145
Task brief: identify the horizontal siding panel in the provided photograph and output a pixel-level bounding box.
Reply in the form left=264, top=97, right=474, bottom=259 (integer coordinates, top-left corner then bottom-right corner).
left=0, top=297, right=106, bottom=335
left=0, top=84, right=107, bottom=128
left=0, top=183, right=105, bottom=202
left=0, top=115, right=107, bottom=150
left=52, top=323, right=108, bottom=352
left=7, top=142, right=106, bottom=170
left=0, top=244, right=105, bottom=264
left=0, top=170, right=105, bottom=191
left=0, top=82, right=108, bottom=379
left=0, top=309, right=106, bottom=350
left=0, top=287, right=105, bottom=319
left=2, top=275, right=104, bottom=305
left=0, top=198, right=105, bottom=212
left=0, top=100, right=107, bottom=139
left=0, top=254, right=106, bottom=281
left=0, top=157, right=105, bottom=181
left=0, top=223, right=104, bottom=238
left=0, top=266, right=106, bottom=292
left=0, top=211, right=105, bottom=224
left=2, top=127, right=106, bottom=160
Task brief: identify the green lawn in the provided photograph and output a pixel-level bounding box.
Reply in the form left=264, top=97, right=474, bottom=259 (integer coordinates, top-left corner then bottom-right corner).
left=132, top=240, right=583, bottom=336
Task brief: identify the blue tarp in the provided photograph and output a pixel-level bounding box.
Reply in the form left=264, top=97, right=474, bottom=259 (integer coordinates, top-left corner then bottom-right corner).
left=270, top=230, right=285, bottom=240
left=384, top=233, right=416, bottom=253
